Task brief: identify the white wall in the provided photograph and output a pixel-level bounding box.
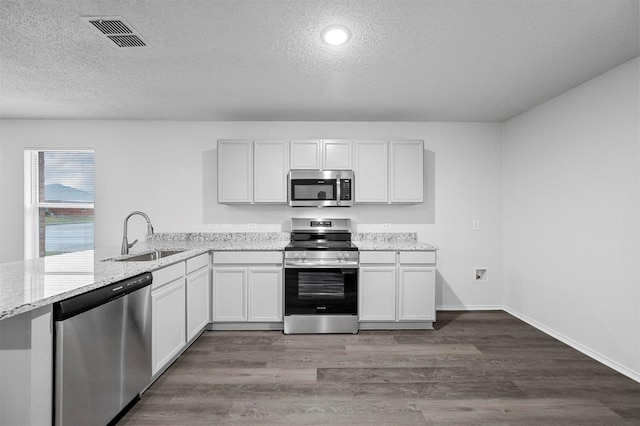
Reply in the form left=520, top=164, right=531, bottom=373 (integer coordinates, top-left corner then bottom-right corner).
left=0, top=121, right=503, bottom=310
left=503, top=57, right=640, bottom=380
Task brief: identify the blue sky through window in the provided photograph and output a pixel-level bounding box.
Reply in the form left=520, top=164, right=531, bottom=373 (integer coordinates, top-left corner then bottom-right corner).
left=43, top=151, right=94, bottom=202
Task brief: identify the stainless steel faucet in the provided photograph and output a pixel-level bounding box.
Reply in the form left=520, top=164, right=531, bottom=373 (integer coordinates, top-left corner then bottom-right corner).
left=121, top=211, right=154, bottom=255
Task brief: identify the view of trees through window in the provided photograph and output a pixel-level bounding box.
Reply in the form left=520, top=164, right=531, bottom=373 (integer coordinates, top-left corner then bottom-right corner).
left=34, top=151, right=95, bottom=257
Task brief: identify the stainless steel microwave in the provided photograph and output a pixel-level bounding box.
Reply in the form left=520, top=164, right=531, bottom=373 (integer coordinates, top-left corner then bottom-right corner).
left=288, top=170, right=354, bottom=207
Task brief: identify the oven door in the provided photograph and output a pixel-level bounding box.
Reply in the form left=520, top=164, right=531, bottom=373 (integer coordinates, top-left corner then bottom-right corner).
left=284, top=267, right=357, bottom=315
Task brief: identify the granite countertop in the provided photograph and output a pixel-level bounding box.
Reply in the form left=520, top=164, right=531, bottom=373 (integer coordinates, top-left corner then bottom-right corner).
left=352, top=232, right=438, bottom=251
left=0, top=232, right=289, bottom=321
left=0, top=231, right=436, bottom=321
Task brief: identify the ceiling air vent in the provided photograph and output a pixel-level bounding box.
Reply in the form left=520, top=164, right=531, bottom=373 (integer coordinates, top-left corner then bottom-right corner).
left=84, top=17, right=147, bottom=48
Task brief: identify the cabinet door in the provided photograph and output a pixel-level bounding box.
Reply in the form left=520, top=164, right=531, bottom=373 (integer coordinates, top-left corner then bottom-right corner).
left=358, top=266, right=397, bottom=321
left=254, top=140, right=289, bottom=203
left=398, top=267, right=435, bottom=321
left=389, top=140, right=423, bottom=203
left=290, top=140, right=321, bottom=169
left=323, top=140, right=352, bottom=170
left=354, top=140, right=388, bottom=203
left=186, top=267, right=210, bottom=342
left=212, top=267, right=247, bottom=321
left=152, top=279, right=186, bottom=375
left=218, top=140, right=253, bottom=203
left=247, top=268, right=282, bottom=322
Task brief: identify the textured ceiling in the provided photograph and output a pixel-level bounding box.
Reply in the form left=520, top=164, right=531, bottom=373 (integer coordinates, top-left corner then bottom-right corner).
left=0, top=0, right=638, bottom=122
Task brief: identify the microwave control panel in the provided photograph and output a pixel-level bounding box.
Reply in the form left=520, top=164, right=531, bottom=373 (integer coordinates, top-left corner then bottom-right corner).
left=340, top=179, right=352, bottom=200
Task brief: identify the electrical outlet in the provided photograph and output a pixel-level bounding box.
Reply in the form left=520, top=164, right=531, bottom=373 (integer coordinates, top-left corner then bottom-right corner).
left=247, top=223, right=257, bottom=229
left=207, top=223, right=219, bottom=229
left=472, top=220, right=480, bottom=230
left=381, top=223, right=391, bottom=229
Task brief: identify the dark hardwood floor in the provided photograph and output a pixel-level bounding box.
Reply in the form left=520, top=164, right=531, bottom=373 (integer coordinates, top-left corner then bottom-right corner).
left=119, top=311, right=640, bottom=425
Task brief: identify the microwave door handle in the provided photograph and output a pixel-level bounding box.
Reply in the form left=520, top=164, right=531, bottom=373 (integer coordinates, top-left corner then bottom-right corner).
left=336, top=178, right=341, bottom=205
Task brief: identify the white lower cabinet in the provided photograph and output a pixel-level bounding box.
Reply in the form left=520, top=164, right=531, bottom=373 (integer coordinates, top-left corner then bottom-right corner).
left=248, top=268, right=282, bottom=322
left=151, top=262, right=186, bottom=376
left=359, top=250, right=436, bottom=328
left=358, top=266, right=396, bottom=321
left=212, top=267, right=248, bottom=321
left=212, top=251, right=283, bottom=327
left=152, top=253, right=211, bottom=377
left=186, top=254, right=211, bottom=342
left=398, top=266, right=435, bottom=321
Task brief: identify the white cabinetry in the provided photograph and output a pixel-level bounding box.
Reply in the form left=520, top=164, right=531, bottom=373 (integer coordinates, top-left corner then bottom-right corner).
left=186, top=253, right=211, bottom=342
left=398, top=267, right=435, bottom=321
left=219, top=139, right=424, bottom=204
left=248, top=268, right=283, bottom=322
left=152, top=253, right=212, bottom=376
left=254, top=140, right=289, bottom=203
left=212, top=251, right=283, bottom=329
left=290, top=139, right=352, bottom=170
left=290, top=140, right=321, bottom=169
left=218, top=140, right=253, bottom=203
left=323, top=139, right=352, bottom=170
left=353, top=140, right=424, bottom=204
left=359, top=266, right=396, bottom=321
left=389, top=140, right=424, bottom=203
left=0, top=306, right=53, bottom=426
left=151, top=262, right=186, bottom=375
left=359, top=250, right=436, bottom=329
left=218, top=140, right=289, bottom=204
left=354, top=140, right=389, bottom=203
left=212, top=267, right=247, bottom=321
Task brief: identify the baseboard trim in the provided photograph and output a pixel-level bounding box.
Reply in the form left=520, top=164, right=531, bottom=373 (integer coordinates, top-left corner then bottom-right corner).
left=503, top=306, right=640, bottom=384
left=437, top=304, right=503, bottom=311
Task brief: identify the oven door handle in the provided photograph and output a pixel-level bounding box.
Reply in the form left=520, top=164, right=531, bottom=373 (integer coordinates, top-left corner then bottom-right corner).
left=285, top=261, right=359, bottom=268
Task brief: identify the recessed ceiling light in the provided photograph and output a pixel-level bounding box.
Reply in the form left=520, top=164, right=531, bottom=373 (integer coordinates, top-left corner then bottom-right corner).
left=321, top=25, right=351, bottom=46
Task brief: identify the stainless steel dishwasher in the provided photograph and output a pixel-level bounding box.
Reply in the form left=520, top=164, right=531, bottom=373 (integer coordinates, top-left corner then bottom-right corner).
left=54, top=272, right=152, bottom=426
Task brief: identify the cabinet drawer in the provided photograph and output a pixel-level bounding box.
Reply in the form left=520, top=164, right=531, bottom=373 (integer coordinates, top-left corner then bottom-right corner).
left=186, top=253, right=209, bottom=274
left=399, top=251, right=436, bottom=265
left=152, top=262, right=185, bottom=289
left=359, top=251, right=396, bottom=264
left=213, top=251, right=283, bottom=265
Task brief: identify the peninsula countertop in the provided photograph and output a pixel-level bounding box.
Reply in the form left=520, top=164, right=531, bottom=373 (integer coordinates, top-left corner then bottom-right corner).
left=0, top=232, right=290, bottom=321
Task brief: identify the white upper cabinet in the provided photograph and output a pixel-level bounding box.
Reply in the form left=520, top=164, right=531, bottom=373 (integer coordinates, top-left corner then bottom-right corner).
left=218, top=140, right=288, bottom=204
left=219, top=139, right=423, bottom=205
left=217, top=140, right=253, bottom=203
left=322, top=140, right=352, bottom=170
left=290, top=139, right=352, bottom=170
left=389, top=140, right=424, bottom=203
left=253, top=140, right=289, bottom=203
left=354, top=140, right=389, bottom=203
left=290, top=140, right=321, bottom=169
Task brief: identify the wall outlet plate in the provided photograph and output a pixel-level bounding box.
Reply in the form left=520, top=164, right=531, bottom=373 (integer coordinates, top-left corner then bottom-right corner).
left=475, top=268, right=488, bottom=282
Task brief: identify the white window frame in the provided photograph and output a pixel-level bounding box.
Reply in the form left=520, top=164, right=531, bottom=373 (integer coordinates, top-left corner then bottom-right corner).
left=24, top=149, right=95, bottom=260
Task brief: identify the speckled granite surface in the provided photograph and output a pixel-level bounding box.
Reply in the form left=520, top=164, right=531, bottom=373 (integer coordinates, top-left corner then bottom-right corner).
left=1, top=231, right=436, bottom=320
left=352, top=232, right=438, bottom=251
left=0, top=232, right=288, bottom=321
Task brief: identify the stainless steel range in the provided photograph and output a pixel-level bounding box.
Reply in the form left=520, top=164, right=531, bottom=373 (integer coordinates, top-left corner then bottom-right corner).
left=284, top=218, right=359, bottom=334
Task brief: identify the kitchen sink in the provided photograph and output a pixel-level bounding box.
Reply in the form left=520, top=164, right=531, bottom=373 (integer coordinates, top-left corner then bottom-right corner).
left=113, top=250, right=185, bottom=262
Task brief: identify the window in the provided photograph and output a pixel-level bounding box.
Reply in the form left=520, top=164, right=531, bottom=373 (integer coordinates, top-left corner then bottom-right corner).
left=24, top=150, right=95, bottom=259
